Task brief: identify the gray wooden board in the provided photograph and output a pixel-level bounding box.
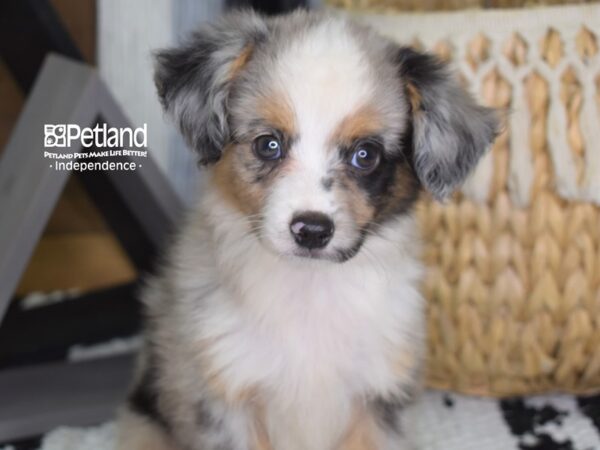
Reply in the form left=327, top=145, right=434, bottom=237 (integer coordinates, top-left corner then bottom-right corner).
left=0, top=355, right=134, bottom=442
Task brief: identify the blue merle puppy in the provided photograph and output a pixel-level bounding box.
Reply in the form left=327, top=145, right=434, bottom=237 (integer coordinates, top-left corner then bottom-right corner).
left=116, top=9, right=498, bottom=450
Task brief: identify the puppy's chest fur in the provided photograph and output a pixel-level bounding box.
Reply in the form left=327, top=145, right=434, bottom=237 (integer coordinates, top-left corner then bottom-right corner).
left=209, top=267, right=412, bottom=396
left=210, top=285, right=407, bottom=448
left=197, top=271, right=418, bottom=449
left=151, top=202, right=424, bottom=449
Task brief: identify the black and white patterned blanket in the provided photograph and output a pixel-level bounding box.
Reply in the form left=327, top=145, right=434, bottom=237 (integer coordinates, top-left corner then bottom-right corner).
left=414, top=391, right=600, bottom=450
left=2, top=390, right=597, bottom=450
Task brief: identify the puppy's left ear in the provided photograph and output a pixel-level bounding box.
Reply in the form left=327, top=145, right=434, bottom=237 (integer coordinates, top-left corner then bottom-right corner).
left=154, top=11, right=268, bottom=165
left=396, top=47, right=499, bottom=200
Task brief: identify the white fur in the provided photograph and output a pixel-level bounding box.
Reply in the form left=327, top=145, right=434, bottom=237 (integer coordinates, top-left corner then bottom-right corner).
left=154, top=179, right=425, bottom=449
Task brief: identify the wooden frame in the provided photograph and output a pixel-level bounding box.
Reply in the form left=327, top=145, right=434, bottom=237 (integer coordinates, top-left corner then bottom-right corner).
left=0, top=54, right=182, bottom=442
left=0, top=54, right=182, bottom=322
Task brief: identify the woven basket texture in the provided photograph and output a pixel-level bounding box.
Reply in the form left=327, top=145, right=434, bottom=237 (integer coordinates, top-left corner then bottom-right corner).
left=342, top=5, right=600, bottom=396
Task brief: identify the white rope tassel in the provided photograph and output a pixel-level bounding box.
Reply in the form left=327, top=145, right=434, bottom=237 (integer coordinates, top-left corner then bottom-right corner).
left=507, top=80, right=535, bottom=207
left=579, top=81, right=600, bottom=205
left=462, top=65, right=494, bottom=204
left=546, top=81, right=579, bottom=200
left=463, top=148, right=494, bottom=204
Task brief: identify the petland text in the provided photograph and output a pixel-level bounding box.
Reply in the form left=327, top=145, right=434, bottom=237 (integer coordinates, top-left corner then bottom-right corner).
left=44, top=123, right=147, bottom=149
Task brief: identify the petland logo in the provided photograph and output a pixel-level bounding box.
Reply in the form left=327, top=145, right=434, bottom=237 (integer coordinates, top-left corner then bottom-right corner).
left=43, top=123, right=149, bottom=172
left=44, top=123, right=147, bottom=148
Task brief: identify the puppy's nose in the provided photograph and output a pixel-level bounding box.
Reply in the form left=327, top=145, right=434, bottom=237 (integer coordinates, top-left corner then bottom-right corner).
left=290, top=212, right=334, bottom=249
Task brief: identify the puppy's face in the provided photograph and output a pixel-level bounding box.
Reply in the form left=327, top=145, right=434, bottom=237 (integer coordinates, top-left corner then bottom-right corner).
left=155, top=11, right=498, bottom=262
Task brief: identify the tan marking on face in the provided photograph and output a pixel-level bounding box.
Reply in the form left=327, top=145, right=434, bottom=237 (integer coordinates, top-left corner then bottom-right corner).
left=229, top=44, right=255, bottom=81
left=406, top=82, right=422, bottom=113
left=334, top=162, right=419, bottom=233
left=336, top=408, right=378, bottom=450
left=375, top=165, right=420, bottom=220
left=335, top=174, right=376, bottom=228
left=212, top=144, right=265, bottom=216
left=331, top=105, right=383, bottom=147
left=256, top=93, right=297, bottom=137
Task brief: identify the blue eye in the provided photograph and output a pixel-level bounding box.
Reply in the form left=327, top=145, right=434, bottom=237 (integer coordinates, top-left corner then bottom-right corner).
left=350, top=143, right=382, bottom=172
left=253, top=135, right=283, bottom=160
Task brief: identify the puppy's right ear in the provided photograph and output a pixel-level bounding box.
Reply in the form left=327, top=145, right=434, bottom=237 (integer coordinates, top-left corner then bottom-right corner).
left=154, top=11, right=268, bottom=165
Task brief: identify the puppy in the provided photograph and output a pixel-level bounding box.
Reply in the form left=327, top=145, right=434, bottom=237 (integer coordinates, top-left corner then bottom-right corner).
left=117, top=9, right=498, bottom=450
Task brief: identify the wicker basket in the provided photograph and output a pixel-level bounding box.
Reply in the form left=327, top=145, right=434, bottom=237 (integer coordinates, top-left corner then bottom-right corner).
left=341, top=5, right=600, bottom=396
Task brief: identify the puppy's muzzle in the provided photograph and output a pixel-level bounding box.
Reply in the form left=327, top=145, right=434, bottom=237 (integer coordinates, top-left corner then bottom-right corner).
left=290, top=212, right=334, bottom=249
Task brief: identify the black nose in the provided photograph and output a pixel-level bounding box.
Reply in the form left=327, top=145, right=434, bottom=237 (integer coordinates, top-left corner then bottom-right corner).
left=290, top=212, right=335, bottom=249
